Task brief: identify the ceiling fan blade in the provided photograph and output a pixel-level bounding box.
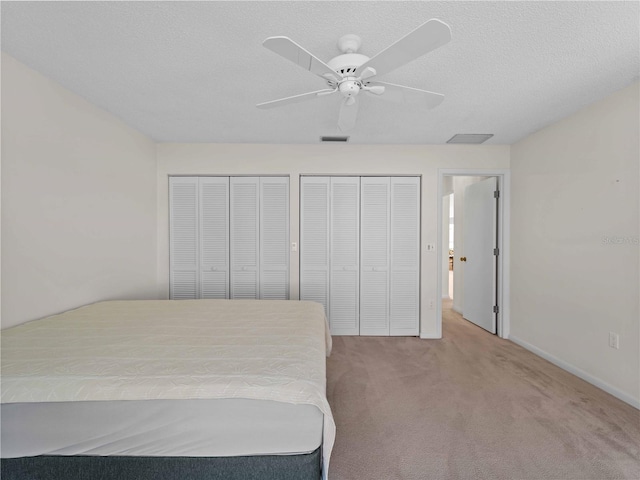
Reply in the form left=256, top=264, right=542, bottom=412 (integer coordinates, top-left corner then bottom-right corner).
left=354, top=19, right=451, bottom=79
left=362, top=85, right=385, bottom=95
left=367, top=81, right=444, bottom=109
left=263, top=36, right=340, bottom=83
left=256, top=89, right=337, bottom=109
left=338, top=97, right=359, bottom=132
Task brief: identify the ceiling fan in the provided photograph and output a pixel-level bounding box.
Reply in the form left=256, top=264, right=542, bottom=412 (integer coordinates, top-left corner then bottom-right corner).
left=256, top=19, right=452, bottom=132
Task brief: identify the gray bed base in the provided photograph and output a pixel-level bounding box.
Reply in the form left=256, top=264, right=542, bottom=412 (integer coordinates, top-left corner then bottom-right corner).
left=0, top=447, right=322, bottom=480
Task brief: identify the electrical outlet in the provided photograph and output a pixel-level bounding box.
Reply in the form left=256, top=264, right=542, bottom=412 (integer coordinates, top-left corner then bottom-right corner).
left=291, top=242, right=297, bottom=252
left=429, top=299, right=434, bottom=310
left=609, top=332, right=620, bottom=349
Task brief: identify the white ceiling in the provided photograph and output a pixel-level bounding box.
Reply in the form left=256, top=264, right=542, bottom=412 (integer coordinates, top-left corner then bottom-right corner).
left=1, top=1, right=638, bottom=145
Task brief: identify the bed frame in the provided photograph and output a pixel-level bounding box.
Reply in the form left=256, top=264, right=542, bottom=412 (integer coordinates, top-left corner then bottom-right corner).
left=1, top=448, right=321, bottom=480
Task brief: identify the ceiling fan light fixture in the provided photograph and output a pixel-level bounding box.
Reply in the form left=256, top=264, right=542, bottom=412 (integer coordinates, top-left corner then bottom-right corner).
left=446, top=134, right=494, bottom=144
left=258, top=19, right=452, bottom=131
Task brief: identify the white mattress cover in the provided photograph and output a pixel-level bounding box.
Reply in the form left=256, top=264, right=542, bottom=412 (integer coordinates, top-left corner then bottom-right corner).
left=1, top=300, right=335, bottom=477
left=1, top=398, right=323, bottom=458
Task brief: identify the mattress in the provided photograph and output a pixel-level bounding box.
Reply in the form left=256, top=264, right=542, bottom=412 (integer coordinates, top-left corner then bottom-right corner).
left=1, top=398, right=323, bottom=458
left=1, top=299, right=335, bottom=477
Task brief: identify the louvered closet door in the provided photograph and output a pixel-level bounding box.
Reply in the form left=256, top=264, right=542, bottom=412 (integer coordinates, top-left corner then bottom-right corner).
left=390, top=177, right=420, bottom=335
left=300, top=177, right=330, bottom=315
left=230, top=177, right=260, bottom=299
left=330, top=177, right=360, bottom=335
left=169, top=177, right=199, bottom=299
left=360, top=177, right=391, bottom=335
left=200, top=177, right=229, bottom=299
left=260, top=177, right=289, bottom=299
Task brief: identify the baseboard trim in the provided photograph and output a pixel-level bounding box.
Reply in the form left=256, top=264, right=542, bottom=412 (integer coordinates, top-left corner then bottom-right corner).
left=509, top=335, right=640, bottom=410
left=420, top=333, right=441, bottom=339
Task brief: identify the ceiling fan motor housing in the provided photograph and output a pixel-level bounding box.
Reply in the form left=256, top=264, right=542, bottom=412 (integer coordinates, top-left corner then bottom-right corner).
left=327, top=53, right=369, bottom=77
left=327, top=53, right=370, bottom=99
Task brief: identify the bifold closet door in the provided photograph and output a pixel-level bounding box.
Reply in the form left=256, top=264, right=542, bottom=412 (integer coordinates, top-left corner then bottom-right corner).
left=259, top=177, right=290, bottom=299
left=169, top=177, right=199, bottom=299
left=170, top=176, right=288, bottom=301
left=329, top=177, right=360, bottom=335
left=300, top=175, right=419, bottom=336
left=200, top=177, right=230, bottom=299
left=389, top=177, right=420, bottom=335
left=360, top=177, right=391, bottom=335
left=359, top=177, right=420, bottom=335
left=170, top=177, right=230, bottom=299
left=300, top=176, right=359, bottom=335
left=230, top=177, right=290, bottom=300
left=300, top=177, right=330, bottom=314
left=230, top=177, right=260, bottom=299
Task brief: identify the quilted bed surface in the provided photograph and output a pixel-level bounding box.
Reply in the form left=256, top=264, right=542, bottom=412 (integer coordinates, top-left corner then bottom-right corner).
left=1, top=299, right=335, bottom=473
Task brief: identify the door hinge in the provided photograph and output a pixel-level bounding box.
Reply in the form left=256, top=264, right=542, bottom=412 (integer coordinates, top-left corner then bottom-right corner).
left=494, top=190, right=500, bottom=198
left=493, top=248, right=500, bottom=256
left=493, top=305, right=499, bottom=314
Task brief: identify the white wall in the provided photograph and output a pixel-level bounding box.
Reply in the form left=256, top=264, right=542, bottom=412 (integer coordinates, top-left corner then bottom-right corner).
left=1, top=53, right=159, bottom=329
left=156, top=143, right=510, bottom=337
left=510, top=82, right=640, bottom=407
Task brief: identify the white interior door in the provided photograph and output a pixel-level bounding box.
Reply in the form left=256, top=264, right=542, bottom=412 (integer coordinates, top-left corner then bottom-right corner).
left=462, top=177, right=497, bottom=333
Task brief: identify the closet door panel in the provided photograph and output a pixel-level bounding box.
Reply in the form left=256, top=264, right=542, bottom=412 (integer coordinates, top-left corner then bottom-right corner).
left=169, top=177, right=199, bottom=299
left=260, top=177, right=289, bottom=300
left=329, top=177, right=360, bottom=335
left=300, top=177, right=330, bottom=314
left=360, top=177, right=390, bottom=335
left=230, top=177, right=260, bottom=299
left=171, top=271, right=198, bottom=300
left=299, top=175, right=420, bottom=337
left=390, top=177, right=420, bottom=335
left=200, top=177, right=229, bottom=299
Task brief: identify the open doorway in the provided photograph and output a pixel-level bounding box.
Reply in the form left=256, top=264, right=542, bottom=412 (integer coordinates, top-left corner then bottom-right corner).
left=436, top=169, right=510, bottom=339
left=442, top=192, right=454, bottom=301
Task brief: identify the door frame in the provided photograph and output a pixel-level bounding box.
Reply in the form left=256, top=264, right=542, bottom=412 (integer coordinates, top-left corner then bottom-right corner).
left=436, top=169, right=511, bottom=339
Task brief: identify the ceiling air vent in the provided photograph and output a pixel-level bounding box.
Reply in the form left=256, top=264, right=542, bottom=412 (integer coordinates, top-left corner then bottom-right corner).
left=320, top=136, right=350, bottom=143
left=446, top=134, right=494, bottom=144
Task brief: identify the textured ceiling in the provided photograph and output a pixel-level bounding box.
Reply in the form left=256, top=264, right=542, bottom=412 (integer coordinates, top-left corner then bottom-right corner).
left=1, top=1, right=638, bottom=145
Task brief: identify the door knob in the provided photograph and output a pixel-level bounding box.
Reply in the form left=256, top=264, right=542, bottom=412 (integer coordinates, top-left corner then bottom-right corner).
left=460, top=257, right=467, bottom=262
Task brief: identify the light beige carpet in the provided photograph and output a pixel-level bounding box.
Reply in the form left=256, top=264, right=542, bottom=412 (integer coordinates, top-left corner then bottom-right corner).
left=326, top=301, right=640, bottom=480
